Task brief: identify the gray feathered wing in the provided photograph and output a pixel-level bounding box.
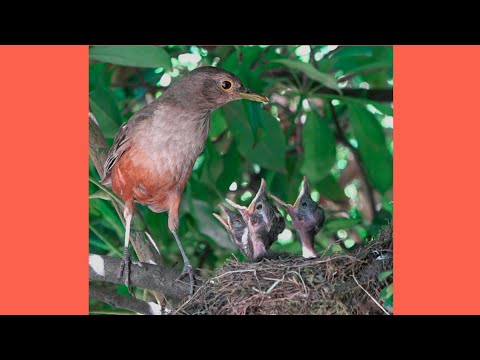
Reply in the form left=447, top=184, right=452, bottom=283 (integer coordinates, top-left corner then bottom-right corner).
left=101, top=121, right=134, bottom=186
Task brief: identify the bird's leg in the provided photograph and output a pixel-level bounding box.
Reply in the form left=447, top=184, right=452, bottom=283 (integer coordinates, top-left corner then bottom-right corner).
left=171, top=230, right=195, bottom=295
left=117, top=203, right=135, bottom=296
left=168, top=196, right=195, bottom=295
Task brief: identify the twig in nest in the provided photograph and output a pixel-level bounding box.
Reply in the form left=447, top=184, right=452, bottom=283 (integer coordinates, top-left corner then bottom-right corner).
left=212, top=269, right=258, bottom=281
left=351, top=271, right=390, bottom=315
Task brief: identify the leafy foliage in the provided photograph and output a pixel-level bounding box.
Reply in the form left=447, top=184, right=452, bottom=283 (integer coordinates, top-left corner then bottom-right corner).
left=88, top=45, right=393, bottom=313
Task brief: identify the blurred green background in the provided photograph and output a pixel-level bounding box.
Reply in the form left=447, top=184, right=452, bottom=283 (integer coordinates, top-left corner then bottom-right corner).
left=89, top=45, right=393, bottom=314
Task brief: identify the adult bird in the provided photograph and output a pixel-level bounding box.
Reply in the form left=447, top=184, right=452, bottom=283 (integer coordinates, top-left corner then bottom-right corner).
left=271, top=177, right=325, bottom=258
left=101, top=66, right=268, bottom=294
left=222, top=179, right=285, bottom=261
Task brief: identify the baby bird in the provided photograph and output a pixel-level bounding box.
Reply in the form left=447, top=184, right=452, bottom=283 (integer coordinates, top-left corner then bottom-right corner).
left=213, top=205, right=256, bottom=261
left=271, top=177, right=325, bottom=258
left=214, top=179, right=285, bottom=261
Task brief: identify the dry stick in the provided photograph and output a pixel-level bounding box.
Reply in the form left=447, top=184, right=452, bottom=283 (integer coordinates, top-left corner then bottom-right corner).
left=351, top=271, right=390, bottom=315
left=172, top=277, right=212, bottom=315
left=329, top=102, right=377, bottom=217
left=90, top=284, right=166, bottom=315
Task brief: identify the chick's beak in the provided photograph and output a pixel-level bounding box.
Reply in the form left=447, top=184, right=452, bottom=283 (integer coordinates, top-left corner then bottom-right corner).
left=237, top=86, right=269, bottom=104
left=213, top=212, right=229, bottom=230
left=247, top=179, right=267, bottom=213
left=225, top=198, right=250, bottom=221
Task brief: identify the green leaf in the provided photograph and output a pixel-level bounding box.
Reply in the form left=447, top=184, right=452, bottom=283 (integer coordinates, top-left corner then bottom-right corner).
left=383, top=294, right=393, bottom=309
left=89, top=63, right=109, bottom=91
left=89, top=239, right=113, bottom=252
left=377, top=270, right=393, bottom=281
left=190, top=199, right=235, bottom=250
left=89, top=199, right=124, bottom=240
left=348, top=104, right=393, bottom=193
left=200, top=140, right=224, bottom=186
left=89, top=190, right=112, bottom=201
left=90, top=46, right=172, bottom=71
left=89, top=85, right=122, bottom=139
left=216, top=142, right=243, bottom=192
left=224, top=102, right=286, bottom=173
left=314, top=174, right=346, bottom=202
left=380, top=283, right=393, bottom=299
left=324, top=218, right=362, bottom=232
left=273, top=59, right=340, bottom=92
left=89, top=224, right=122, bottom=256
left=245, top=102, right=265, bottom=145
left=301, top=111, right=336, bottom=182
left=187, top=174, right=218, bottom=204
left=314, top=93, right=393, bottom=116
left=283, top=156, right=305, bottom=202
left=209, top=109, right=228, bottom=139
left=339, top=60, right=392, bottom=80
left=330, top=46, right=375, bottom=59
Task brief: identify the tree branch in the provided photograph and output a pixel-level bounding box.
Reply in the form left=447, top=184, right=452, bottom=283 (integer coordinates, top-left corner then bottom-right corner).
left=318, top=88, right=392, bottom=102
left=329, top=102, right=377, bottom=218
left=89, top=254, right=196, bottom=301
left=261, top=69, right=392, bottom=102
left=89, top=283, right=167, bottom=315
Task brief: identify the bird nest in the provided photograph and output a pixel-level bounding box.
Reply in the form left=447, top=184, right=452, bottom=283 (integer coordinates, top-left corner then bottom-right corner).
left=174, top=224, right=393, bottom=315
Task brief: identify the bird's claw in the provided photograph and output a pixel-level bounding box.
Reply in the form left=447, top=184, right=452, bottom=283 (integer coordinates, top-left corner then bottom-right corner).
left=132, top=260, right=146, bottom=270
left=177, top=262, right=195, bottom=296
left=117, top=248, right=135, bottom=297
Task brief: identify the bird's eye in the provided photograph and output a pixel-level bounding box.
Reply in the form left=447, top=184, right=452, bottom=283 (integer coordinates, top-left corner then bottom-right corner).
left=301, top=202, right=308, bottom=208
left=221, top=80, right=233, bottom=90
left=256, top=203, right=263, bottom=211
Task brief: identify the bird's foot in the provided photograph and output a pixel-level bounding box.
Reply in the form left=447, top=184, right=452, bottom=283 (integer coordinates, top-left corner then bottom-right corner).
left=132, top=260, right=145, bottom=269
left=117, top=247, right=135, bottom=297
left=177, top=262, right=195, bottom=296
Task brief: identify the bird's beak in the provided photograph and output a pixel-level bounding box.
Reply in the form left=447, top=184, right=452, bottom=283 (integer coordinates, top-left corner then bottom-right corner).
left=293, top=176, right=312, bottom=208
left=225, top=198, right=249, bottom=220
left=237, top=86, right=269, bottom=104
left=213, top=212, right=229, bottom=230
left=270, top=194, right=294, bottom=216
left=247, top=179, right=267, bottom=213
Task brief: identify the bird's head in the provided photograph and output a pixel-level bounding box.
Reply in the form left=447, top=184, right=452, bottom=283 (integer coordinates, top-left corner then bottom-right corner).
left=163, top=66, right=268, bottom=111
left=213, top=205, right=257, bottom=262
left=225, top=179, right=285, bottom=256
left=213, top=204, right=247, bottom=245
left=226, top=179, right=278, bottom=236
left=271, top=176, right=325, bottom=238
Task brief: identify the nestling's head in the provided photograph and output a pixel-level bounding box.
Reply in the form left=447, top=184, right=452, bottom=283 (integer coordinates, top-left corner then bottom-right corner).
left=225, top=179, right=285, bottom=254
left=271, top=176, right=326, bottom=239
left=213, top=205, right=254, bottom=261
left=214, top=179, right=287, bottom=263
left=161, top=66, right=268, bottom=111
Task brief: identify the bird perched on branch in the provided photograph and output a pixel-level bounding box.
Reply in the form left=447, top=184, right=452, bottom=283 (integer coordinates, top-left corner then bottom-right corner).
left=271, top=177, right=325, bottom=258
left=215, top=179, right=285, bottom=261
left=101, top=66, right=268, bottom=294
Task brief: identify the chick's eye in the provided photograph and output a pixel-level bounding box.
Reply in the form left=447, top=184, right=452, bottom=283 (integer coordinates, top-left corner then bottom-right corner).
left=256, top=203, right=263, bottom=211
left=222, top=80, right=232, bottom=90
left=301, top=202, right=308, bottom=208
